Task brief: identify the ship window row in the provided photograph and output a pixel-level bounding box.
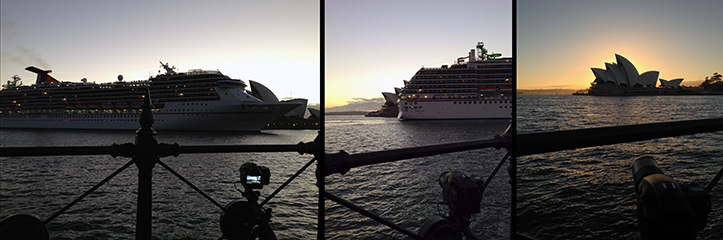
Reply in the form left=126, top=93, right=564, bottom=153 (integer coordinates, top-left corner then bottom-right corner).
left=405, top=84, right=509, bottom=89
left=9, top=90, right=219, bottom=103
left=155, top=92, right=218, bottom=99
left=401, top=106, right=422, bottom=110
left=401, top=94, right=510, bottom=100
left=14, top=83, right=149, bottom=92
left=152, top=81, right=223, bottom=87
left=155, top=88, right=216, bottom=94
left=7, top=99, right=146, bottom=106
left=402, top=89, right=477, bottom=94
left=73, top=88, right=216, bottom=100
left=409, top=79, right=511, bottom=84
left=153, top=78, right=240, bottom=86
left=165, top=108, right=212, bottom=112
left=453, top=100, right=511, bottom=104
left=475, top=64, right=512, bottom=69
left=155, top=74, right=224, bottom=81
left=7, top=94, right=145, bottom=103
left=182, top=102, right=209, bottom=106
left=5, top=82, right=220, bottom=96
left=1, top=118, right=166, bottom=122
left=9, top=95, right=220, bottom=107
left=14, top=81, right=147, bottom=90
left=2, top=104, right=160, bottom=111
left=418, top=69, right=511, bottom=75
left=159, top=96, right=221, bottom=103
left=1, top=109, right=154, bottom=115
left=1, top=85, right=213, bottom=98
left=413, top=74, right=511, bottom=80
left=176, top=113, right=209, bottom=117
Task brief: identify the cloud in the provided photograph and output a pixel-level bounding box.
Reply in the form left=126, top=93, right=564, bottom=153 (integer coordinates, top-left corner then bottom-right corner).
left=326, top=97, right=385, bottom=112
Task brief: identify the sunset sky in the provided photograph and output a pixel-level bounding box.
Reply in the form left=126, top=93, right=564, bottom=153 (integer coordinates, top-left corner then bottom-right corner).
left=518, top=0, right=723, bottom=89
left=325, top=0, right=512, bottom=107
left=1, top=0, right=320, bottom=103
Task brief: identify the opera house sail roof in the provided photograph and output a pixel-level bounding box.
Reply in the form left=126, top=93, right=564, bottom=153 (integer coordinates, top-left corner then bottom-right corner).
left=585, top=54, right=686, bottom=95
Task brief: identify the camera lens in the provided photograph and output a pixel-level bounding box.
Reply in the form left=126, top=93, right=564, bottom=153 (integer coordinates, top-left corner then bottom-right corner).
left=632, top=156, right=663, bottom=188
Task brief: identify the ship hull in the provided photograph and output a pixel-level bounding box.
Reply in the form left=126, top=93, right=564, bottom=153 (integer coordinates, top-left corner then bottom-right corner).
left=0, top=101, right=300, bottom=132
left=398, top=99, right=511, bottom=120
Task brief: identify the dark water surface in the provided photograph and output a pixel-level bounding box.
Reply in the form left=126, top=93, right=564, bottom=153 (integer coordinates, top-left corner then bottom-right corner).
left=517, top=94, right=723, bottom=239
left=325, top=115, right=511, bottom=239
left=1, top=129, right=319, bottom=239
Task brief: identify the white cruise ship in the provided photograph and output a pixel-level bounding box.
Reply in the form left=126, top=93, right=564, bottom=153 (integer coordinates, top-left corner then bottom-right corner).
left=398, top=42, right=512, bottom=120
left=0, top=62, right=301, bottom=131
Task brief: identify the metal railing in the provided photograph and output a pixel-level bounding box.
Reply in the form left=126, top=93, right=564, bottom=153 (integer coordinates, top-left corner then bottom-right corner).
left=324, top=117, right=723, bottom=239
left=325, top=125, right=512, bottom=239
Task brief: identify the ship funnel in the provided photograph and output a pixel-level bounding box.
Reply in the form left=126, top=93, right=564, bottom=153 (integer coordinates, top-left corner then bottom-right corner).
left=25, top=66, right=59, bottom=84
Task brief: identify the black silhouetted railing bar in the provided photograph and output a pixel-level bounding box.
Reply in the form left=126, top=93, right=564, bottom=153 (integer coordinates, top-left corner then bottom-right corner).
left=325, top=136, right=510, bottom=176
left=517, top=117, right=723, bottom=156
left=260, top=157, right=317, bottom=207
left=156, top=160, right=227, bottom=211
left=707, top=167, right=723, bottom=192
left=484, top=151, right=511, bottom=188
left=133, top=88, right=159, bottom=239
left=325, top=191, right=423, bottom=240
left=44, top=159, right=136, bottom=225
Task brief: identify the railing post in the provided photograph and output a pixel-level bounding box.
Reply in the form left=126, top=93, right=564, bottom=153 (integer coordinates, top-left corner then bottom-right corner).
left=134, top=89, right=158, bottom=240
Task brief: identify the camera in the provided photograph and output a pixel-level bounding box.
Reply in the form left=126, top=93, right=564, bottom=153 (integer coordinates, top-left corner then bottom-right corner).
left=439, top=171, right=484, bottom=217
left=239, top=162, right=270, bottom=189
left=632, top=156, right=710, bottom=240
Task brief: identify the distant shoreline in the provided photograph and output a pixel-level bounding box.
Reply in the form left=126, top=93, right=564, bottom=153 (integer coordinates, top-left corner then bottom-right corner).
left=325, top=111, right=369, bottom=115
left=517, top=89, right=579, bottom=94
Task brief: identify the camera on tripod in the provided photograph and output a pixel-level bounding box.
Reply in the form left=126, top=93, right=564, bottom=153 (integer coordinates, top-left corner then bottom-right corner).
left=220, top=162, right=276, bottom=240
left=239, top=162, right=270, bottom=189
left=632, top=156, right=711, bottom=240
left=439, top=171, right=484, bottom=217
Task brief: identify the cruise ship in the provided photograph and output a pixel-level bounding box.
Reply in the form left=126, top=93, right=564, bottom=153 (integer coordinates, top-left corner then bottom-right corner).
left=0, top=62, right=301, bottom=131
left=398, top=42, right=512, bottom=119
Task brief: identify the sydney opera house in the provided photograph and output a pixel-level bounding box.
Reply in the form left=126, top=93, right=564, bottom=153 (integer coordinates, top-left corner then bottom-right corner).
left=365, top=90, right=400, bottom=117
left=584, top=54, right=688, bottom=95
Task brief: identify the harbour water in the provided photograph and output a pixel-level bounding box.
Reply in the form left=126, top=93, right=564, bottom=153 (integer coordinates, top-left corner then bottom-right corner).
left=0, top=129, right=319, bottom=239
left=517, top=94, right=723, bottom=239
left=325, top=115, right=511, bottom=239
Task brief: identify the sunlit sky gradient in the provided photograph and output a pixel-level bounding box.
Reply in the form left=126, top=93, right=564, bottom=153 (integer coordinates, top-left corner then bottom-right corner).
left=1, top=0, right=320, bottom=103
left=518, top=0, right=723, bottom=89
left=326, top=0, right=511, bottom=107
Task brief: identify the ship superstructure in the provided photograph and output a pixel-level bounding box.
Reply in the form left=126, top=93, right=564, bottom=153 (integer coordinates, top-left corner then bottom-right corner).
left=398, top=42, right=512, bottom=119
left=0, top=62, right=300, bottom=131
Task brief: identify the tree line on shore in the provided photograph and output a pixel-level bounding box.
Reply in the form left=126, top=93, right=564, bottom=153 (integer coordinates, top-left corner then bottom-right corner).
left=701, top=72, right=723, bottom=91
